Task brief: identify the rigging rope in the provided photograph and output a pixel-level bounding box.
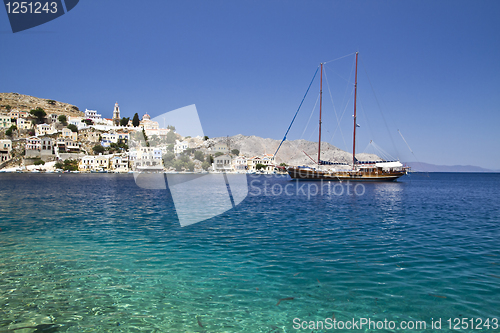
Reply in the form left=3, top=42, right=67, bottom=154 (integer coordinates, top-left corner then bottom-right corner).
left=323, top=69, right=348, bottom=151
left=371, top=140, right=396, bottom=161
left=398, top=129, right=429, bottom=177
left=328, top=87, right=354, bottom=148
left=324, top=52, right=356, bottom=64
left=274, top=66, right=319, bottom=158
left=359, top=55, right=400, bottom=159
left=301, top=93, right=320, bottom=139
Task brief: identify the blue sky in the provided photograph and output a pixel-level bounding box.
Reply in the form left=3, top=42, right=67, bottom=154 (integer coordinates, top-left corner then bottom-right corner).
left=1, top=1, right=499, bottom=169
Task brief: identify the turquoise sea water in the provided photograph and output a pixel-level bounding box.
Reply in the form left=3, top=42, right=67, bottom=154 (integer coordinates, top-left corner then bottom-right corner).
left=0, top=173, right=499, bottom=332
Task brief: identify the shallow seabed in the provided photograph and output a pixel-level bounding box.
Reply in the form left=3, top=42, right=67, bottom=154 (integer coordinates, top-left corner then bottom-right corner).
left=0, top=173, right=499, bottom=332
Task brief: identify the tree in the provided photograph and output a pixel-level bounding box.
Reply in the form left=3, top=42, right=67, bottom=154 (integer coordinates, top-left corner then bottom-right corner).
left=83, top=119, right=93, bottom=126
left=207, top=155, right=214, bottom=164
left=67, top=124, right=78, bottom=132
left=167, top=144, right=174, bottom=152
left=30, top=107, right=46, bottom=124
left=34, top=159, right=45, bottom=166
left=58, top=115, right=67, bottom=125
left=120, top=117, right=130, bottom=127
left=55, top=161, right=63, bottom=169
left=142, top=128, right=150, bottom=147
left=203, top=136, right=209, bottom=140
left=231, top=149, right=240, bottom=155
left=5, top=125, right=16, bottom=137
left=166, top=131, right=177, bottom=144
left=179, top=155, right=190, bottom=163
left=194, top=150, right=204, bottom=162
left=46, top=99, right=56, bottom=105
left=183, top=148, right=194, bottom=155
left=279, top=162, right=288, bottom=167
left=215, top=152, right=223, bottom=157
left=201, top=161, right=211, bottom=170
left=186, top=161, right=195, bottom=172
left=132, top=113, right=140, bottom=127
left=255, top=163, right=266, bottom=170
left=167, top=125, right=175, bottom=131
left=173, top=159, right=184, bottom=171
left=163, top=152, right=175, bottom=163
left=5, top=105, right=12, bottom=111
left=93, top=145, right=105, bottom=154
left=63, top=159, right=79, bottom=171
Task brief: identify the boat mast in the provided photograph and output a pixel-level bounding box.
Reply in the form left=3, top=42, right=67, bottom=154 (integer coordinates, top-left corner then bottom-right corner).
left=352, top=52, right=358, bottom=169
left=317, top=63, right=323, bottom=164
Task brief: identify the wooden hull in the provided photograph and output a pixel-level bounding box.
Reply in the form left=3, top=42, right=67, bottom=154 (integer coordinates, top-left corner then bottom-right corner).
left=287, top=167, right=407, bottom=182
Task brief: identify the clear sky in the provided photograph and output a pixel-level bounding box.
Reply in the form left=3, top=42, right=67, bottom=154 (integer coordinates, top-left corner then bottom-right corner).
left=1, top=0, right=499, bottom=169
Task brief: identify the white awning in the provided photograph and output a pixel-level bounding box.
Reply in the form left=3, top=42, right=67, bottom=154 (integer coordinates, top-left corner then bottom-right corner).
left=375, top=161, right=403, bottom=168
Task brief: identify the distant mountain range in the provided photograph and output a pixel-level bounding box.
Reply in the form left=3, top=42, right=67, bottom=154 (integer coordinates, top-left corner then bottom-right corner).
left=405, top=162, right=498, bottom=173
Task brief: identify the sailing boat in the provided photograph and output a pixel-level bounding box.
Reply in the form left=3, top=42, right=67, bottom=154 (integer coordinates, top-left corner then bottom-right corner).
left=284, top=52, right=409, bottom=181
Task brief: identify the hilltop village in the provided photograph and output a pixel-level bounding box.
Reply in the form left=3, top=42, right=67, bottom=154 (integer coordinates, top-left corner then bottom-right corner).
left=0, top=94, right=278, bottom=173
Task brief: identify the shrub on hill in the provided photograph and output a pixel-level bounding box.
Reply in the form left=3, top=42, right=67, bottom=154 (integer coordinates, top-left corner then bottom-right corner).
left=58, top=115, right=67, bottom=125
left=194, top=150, right=204, bottom=162
left=67, top=124, right=78, bottom=132
left=93, top=145, right=105, bottom=154
left=30, top=107, right=46, bottom=124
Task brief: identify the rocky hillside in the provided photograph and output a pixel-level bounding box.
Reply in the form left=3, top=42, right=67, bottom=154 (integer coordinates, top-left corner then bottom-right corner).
left=214, top=134, right=381, bottom=166
left=0, top=92, right=84, bottom=117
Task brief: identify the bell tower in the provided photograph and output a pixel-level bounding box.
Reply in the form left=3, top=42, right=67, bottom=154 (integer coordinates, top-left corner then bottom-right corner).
left=113, top=102, right=120, bottom=126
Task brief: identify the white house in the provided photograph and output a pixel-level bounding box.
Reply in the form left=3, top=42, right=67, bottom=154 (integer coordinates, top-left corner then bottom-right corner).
left=84, top=109, right=102, bottom=122
left=232, top=155, right=248, bottom=172
left=36, top=123, right=57, bottom=136
left=17, top=117, right=32, bottom=130
left=48, top=113, right=59, bottom=123
left=68, top=116, right=87, bottom=130
left=79, top=155, right=96, bottom=171
left=9, top=110, right=28, bottom=119
left=25, top=136, right=41, bottom=151
left=131, top=147, right=162, bottom=171
left=56, top=138, right=80, bottom=153
left=62, top=127, right=78, bottom=141
left=109, top=153, right=129, bottom=172
left=212, top=154, right=232, bottom=172
left=95, top=154, right=111, bottom=171
left=40, top=137, right=55, bottom=156
left=78, top=154, right=111, bottom=171
left=247, top=154, right=276, bottom=173
left=174, top=140, right=189, bottom=155
left=25, top=136, right=41, bottom=158
left=212, top=143, right=228, bottom=153
left=102, top=132, right=130, bottom=145
left=0, top=139, right=12, bottom=162
left=0, top=115, right=12, bottom=128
